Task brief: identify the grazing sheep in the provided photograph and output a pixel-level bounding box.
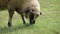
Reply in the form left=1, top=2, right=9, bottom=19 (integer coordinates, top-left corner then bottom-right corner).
left=0, top=0, right=43, bottom=27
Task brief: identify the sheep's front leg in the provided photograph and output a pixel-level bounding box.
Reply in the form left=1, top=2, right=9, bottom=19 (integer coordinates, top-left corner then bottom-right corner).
left=21, top=15, right=26, bottom=24
left=8, top=8, right=14, bottom=27
left=29, top=13, right=35, bottom=24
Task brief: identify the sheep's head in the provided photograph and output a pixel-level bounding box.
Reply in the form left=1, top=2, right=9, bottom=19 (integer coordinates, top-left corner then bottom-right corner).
left=29, top=8, right=43, bottom=24
left=30, top=8, right=41, bottom=19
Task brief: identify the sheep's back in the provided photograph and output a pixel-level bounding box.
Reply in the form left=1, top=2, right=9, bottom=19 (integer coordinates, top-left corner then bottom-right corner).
left=8, top=0, right=40, bottom=11
left=0, top=0, right=8, bottom=10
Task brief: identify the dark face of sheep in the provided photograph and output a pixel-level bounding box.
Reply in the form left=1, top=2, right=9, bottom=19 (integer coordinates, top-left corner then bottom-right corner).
left=29, top=9, right=40, bottom=24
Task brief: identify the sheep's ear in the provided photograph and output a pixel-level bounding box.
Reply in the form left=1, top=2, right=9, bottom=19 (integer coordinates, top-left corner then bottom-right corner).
left=40, top=12, right=45, bottom=15
left=40, top=12, right=42, bottom=15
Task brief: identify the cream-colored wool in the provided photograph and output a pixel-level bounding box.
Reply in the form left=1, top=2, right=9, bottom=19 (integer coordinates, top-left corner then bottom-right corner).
left=8, top=0, right=40, bottom=18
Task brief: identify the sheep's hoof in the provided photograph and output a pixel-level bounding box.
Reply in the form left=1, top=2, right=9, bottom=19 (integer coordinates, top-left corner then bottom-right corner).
left=30, top=20, right=35, bottom=24
left=23, top=22, right=26, bottom=24
left=30, top=23, right=35, bottom=25
left=8, top=22, right=12, bottom=27
left=30, top=22, right=35, bottom=25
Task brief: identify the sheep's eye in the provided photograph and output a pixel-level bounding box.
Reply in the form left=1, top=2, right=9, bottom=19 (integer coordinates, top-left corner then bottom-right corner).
left=32, top=9, right=35, bottom=11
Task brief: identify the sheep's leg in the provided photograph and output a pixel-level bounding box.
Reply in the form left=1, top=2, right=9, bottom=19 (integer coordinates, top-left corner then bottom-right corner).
left=8, top=8, right=14, bottom=27
left=29, top=13, right=35, bottom=24
left=15, top=9, right=26, bottom=24
left=21, top=15, right=26, bottom=24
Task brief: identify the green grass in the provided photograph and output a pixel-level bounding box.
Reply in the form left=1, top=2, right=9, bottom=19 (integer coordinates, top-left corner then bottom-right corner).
left=0, top=0, right=60, bottom=34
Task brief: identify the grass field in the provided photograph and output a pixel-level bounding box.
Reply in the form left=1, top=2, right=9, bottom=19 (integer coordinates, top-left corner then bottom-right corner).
left=0, top=0, right=60, bottom=34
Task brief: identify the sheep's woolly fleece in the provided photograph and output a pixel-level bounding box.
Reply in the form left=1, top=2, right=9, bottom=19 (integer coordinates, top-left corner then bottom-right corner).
left=8, top=0, right=40, bottom=12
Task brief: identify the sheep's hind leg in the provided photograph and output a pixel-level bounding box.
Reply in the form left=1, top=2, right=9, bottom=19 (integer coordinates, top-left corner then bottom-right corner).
left=8, top=8, right=14, bottom=27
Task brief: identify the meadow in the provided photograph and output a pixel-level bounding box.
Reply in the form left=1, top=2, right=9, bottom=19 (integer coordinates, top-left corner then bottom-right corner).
left=0, top=0, right=60, bottom=34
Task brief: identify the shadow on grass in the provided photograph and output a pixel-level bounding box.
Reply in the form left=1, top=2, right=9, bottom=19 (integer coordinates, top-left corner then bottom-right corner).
left=0, top=24, right=34, bottom=34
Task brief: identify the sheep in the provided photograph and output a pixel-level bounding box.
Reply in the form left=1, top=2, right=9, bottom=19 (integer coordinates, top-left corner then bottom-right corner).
left=0, top=0, right=43, bottom=27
